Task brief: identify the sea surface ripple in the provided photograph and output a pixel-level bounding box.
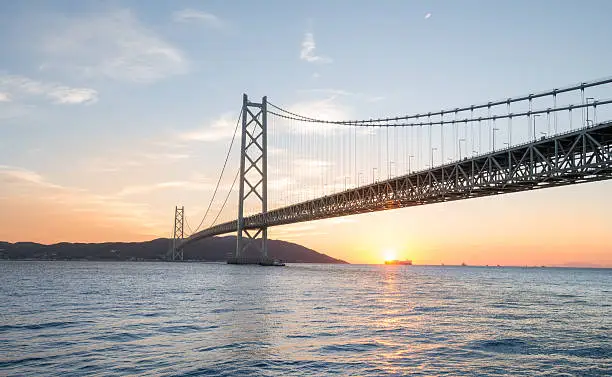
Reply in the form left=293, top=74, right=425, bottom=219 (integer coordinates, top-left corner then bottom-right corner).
left=0, top=261, right=610, bottom=376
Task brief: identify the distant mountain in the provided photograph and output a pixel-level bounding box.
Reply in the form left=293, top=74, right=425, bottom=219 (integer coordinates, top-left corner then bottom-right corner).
left=0, top=236, right=347, bottom=264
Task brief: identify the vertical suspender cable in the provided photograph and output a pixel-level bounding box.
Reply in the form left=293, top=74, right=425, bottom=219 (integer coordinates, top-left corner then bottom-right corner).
left=507, top=101, right=512, bottom=146
left=553, top=92, right=558, bottom=135
left=440, top=111, right=444, bottom=164
left=528, top=96, right=533, bottom=141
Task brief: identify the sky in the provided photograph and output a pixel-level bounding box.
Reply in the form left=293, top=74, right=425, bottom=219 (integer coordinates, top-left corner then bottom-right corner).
left=1, top=0, right=611, bottom=266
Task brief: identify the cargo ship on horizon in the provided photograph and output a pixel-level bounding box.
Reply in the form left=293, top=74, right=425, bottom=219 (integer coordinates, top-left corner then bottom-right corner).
left=384, top=259, right=412, bottom=265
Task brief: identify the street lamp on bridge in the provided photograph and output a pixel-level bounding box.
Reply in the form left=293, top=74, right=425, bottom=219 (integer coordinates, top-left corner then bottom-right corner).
left=586, top=97, right=595, bottom=127
left=533, top=114, right=541, bottom=141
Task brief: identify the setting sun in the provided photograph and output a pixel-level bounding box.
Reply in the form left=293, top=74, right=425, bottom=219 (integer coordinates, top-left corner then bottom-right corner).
left=383, top=249, right=397, bottom=261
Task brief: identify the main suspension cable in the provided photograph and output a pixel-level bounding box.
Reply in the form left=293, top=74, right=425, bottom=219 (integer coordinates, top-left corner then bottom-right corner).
left=190, top=110, right=242, bottom=235
left=207, top=110, right=262, bottom=229
left=269, top=100, right=612, bottom=128
left=210, top=168, right=240, bottom=227
left=268, top=76, right=612, bottom=126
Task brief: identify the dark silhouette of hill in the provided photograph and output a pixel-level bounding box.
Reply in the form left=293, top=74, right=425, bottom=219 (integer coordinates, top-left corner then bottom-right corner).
left=0, top=236, right=347, bottom=263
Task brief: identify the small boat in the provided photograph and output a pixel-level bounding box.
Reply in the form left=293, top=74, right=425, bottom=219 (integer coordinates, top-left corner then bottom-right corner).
left=384, top=259, right=412, bottom=265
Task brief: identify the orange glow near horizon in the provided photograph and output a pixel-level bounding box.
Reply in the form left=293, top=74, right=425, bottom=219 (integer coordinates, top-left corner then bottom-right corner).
left=0, top=178, right=611, bottom=267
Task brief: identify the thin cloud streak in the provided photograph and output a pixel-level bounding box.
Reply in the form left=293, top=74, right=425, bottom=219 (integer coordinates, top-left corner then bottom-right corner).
left=43, top=9, right=188, bottom=84
left=172, top=9, right=225, bottom=29
left=0, top=165, right=65, bottom=189
left=300, top=33, right=332, bottom=64
left=0, top=75, right=98, bottom=105
left=179, top=113, right=239, bottom=142
left=297, top=88, right=385, bottom=103
left=0, top=164, right=166, bottom=234
left=116, top=180, right=217, bottom=197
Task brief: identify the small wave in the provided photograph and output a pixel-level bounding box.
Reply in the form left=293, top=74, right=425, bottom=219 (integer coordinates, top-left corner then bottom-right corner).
left=194, top=341, right=269, bottom=353
left=91, top=331, right=150, bottom=342
left=413, top=306, right=442, bottom=313
left=129, top=312, right=162, bottom=318
left=489, top=302, right=525, bottom=309
left=0, top=321, right=77, bottom=332
left=158, top=325, right=205, bottom=334
left=286, top=334, right=312, bottom=339
left=563, top=346, right=611, bottom=359
left=0, top=356, right=48, bottom=369
left=563, top=299, right=589, bottom=305
left=320, top=341, right=381, bottom=353
left=159, top=325, right=219, bottom=334
left=492, top=313, right=532, bottom=320
left=210, top=308, right=234, bottom=314
left=469, top=338, right=532, bottom=354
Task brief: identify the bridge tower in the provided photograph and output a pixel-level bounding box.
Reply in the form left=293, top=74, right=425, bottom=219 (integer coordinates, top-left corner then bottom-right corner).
left=233, top=94, right=268, bottom=263
left=170, top=206, right=184, bottom=261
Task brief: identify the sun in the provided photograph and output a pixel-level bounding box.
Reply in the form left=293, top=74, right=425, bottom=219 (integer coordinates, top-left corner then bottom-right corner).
left=383, top=249, right=397, bottom=262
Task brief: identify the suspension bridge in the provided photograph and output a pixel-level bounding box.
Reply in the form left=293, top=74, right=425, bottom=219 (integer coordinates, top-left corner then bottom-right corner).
left=169, top=78, right=612, bottom=263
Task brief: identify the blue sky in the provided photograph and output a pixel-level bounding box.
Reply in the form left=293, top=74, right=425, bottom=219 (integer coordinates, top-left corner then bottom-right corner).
left=1, top=1, right=611, bottom=265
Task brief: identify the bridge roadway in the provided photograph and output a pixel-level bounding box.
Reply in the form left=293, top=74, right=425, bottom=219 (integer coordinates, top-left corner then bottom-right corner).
left=179, top=121, right=612, bottom=249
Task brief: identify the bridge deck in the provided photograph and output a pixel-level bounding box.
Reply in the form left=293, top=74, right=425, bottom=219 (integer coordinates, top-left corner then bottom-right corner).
left=180, top=121, right=612, bottom=248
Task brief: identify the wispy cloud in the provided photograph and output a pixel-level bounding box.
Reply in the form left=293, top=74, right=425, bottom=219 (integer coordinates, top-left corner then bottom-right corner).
left=172, top=9, right=225, bottom=29
left=46, top=87, right=98, bottom=104
left=116, top=180, right=216, bottom=197
left=297, top=88, right=385, bottom=103
left=0, top=164, right=166, bottom=234
left=42, top=9, right=188, bottom=84
left=300, top=32, right=332, bottom=64
left=0, top=75, right=98, bottom=104
left=87, top=151, right=190, bottom=174
left=0, top=92, right=11, bottom=102
left=0, top=165, right=64, bottom=189
left=179, top=113, right=238, bottom=142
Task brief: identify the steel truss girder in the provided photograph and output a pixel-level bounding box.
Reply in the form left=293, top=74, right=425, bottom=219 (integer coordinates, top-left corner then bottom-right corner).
left=181, top=121, right=612, bottom=246
left=236, top=94, right=268, bottom=259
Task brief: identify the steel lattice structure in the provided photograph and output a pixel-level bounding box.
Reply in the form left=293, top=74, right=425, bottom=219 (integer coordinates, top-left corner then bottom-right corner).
left=170, top=206, right=185, bottom=261
left=234, top=95, right=269, bottom=262
left=179, top=121, right=612, bottom=248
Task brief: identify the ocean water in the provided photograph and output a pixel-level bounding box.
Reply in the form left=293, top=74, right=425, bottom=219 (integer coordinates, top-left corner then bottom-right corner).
left=0, top=262, right=610, bottom=376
